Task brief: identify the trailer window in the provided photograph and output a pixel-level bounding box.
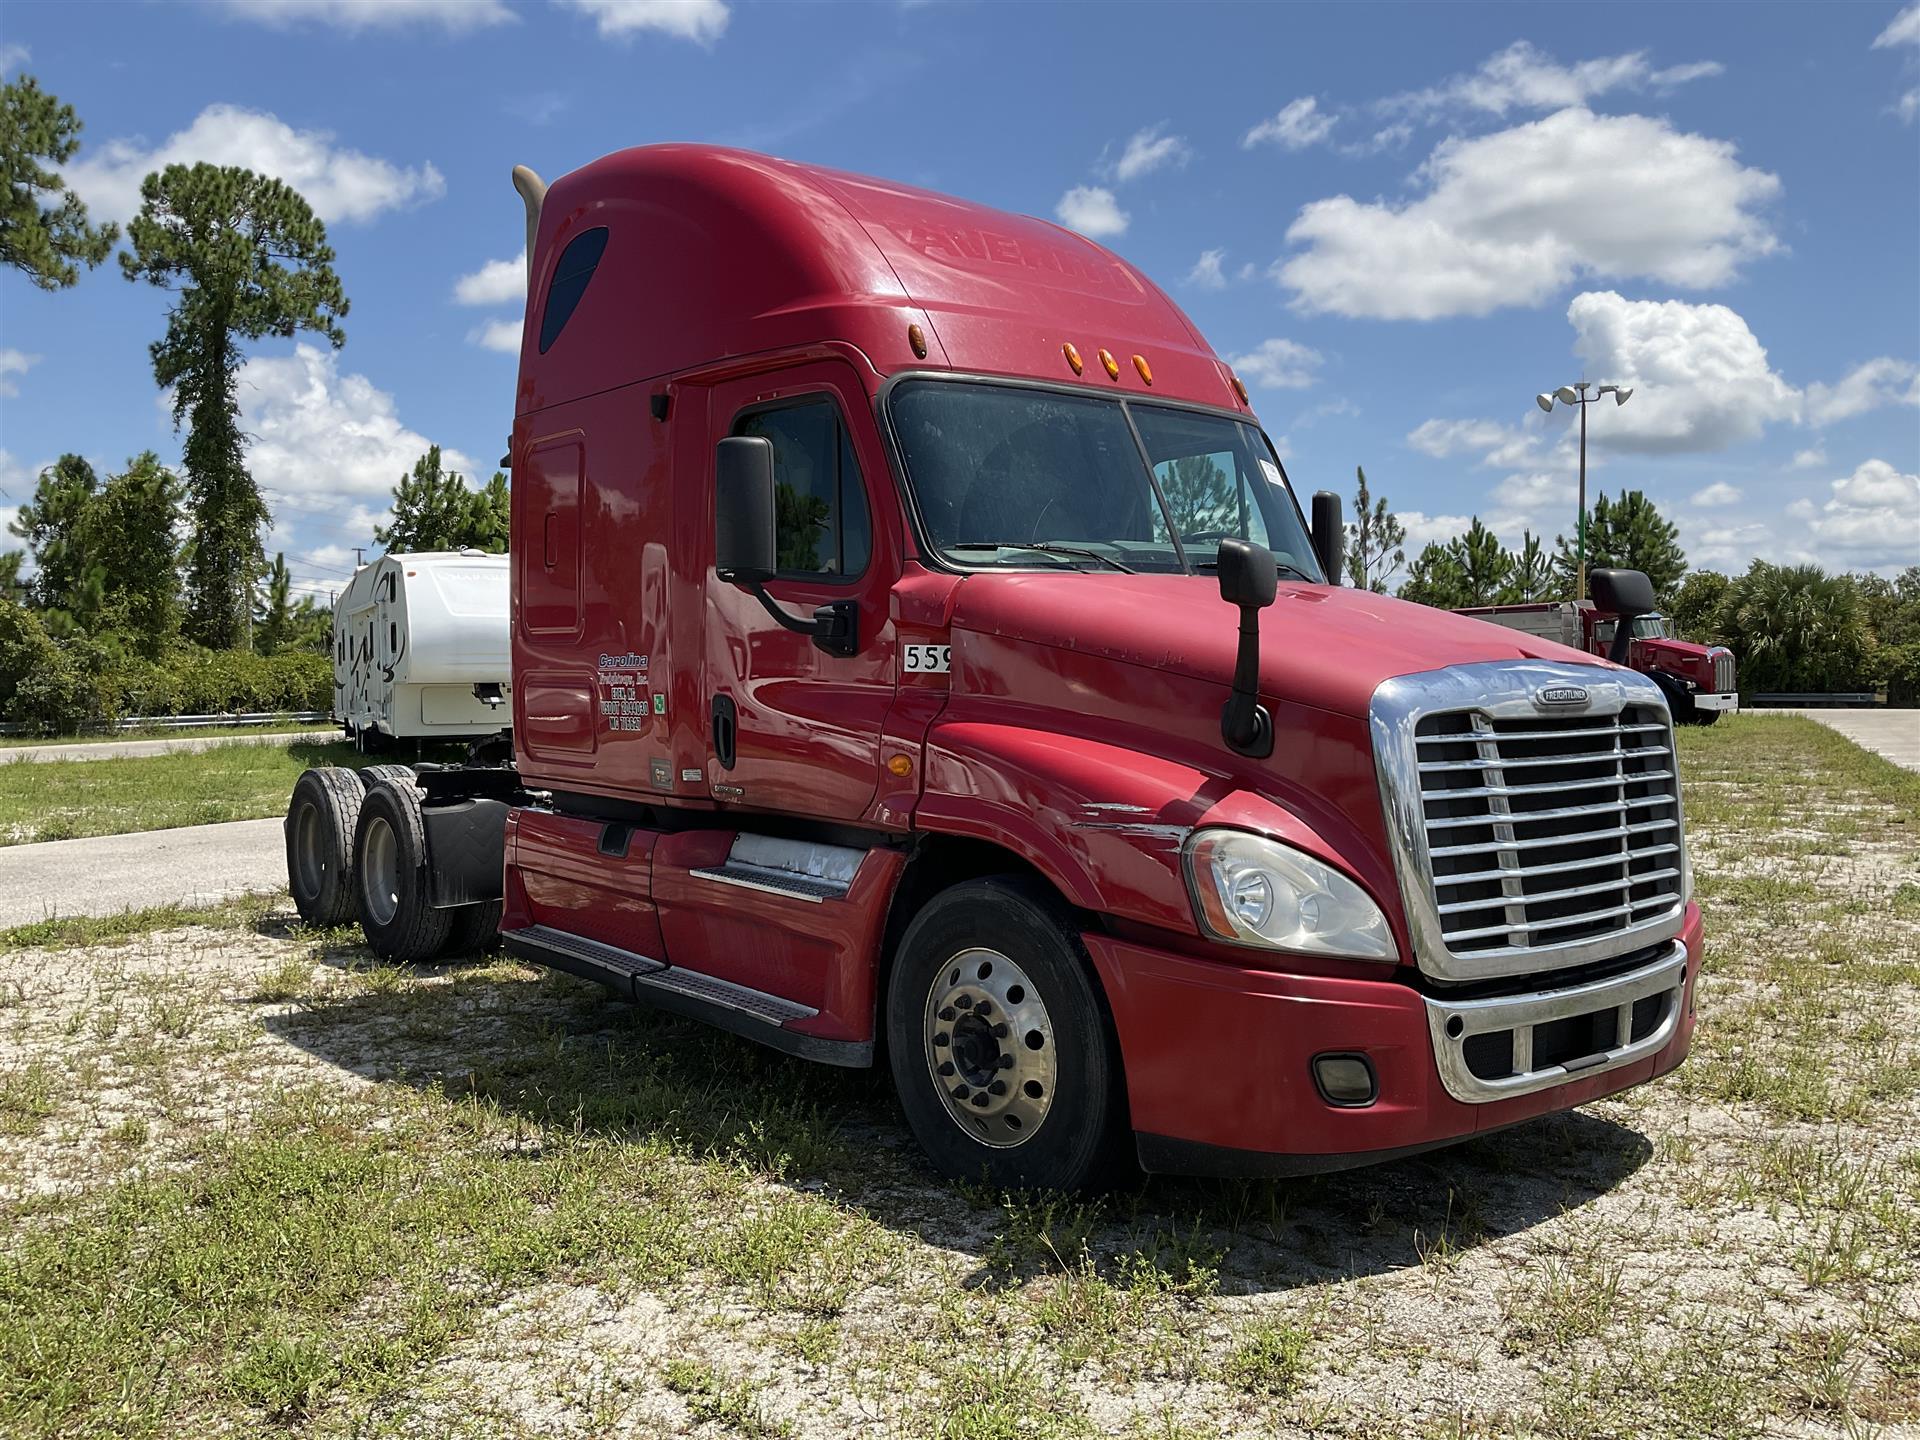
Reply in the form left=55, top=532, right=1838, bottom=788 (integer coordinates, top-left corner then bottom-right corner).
left=733, top=398, right=871, bottom=581
left=537, top=227, right=609, bottom=354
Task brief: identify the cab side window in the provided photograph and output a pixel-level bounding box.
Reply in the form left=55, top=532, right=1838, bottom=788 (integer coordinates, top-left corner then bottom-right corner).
left=734, top=398, right=871, bottom=580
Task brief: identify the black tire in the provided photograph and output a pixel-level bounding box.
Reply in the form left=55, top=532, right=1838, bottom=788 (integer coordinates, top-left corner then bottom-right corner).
left=441, top=900, right=503, bottom=959
left=352, top=779, right=453, bottom=962
left=886, top=876, right=1126, bottom=1191
left=360, top=762, right=416, bottom=788
left=285, top=767, right=365, bottom=926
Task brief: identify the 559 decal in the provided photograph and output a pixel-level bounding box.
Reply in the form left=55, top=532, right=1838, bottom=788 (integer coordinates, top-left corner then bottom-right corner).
left=902, top=643, right=952, bottom=675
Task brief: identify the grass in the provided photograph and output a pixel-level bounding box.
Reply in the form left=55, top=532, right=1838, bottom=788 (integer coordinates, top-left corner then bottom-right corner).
left=0, top=713, right=1912, bottom=1437
left=0, top=739, right=462, bottom=846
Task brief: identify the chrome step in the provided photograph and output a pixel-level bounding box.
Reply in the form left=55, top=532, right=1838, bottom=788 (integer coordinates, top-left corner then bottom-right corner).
left=509, top=923, right=666, bottom=977
left=689, top=834, right=863, bottom=903
left=689, top=863, right=849, bottom=902
left=635, top=966, right=817, bottom=1024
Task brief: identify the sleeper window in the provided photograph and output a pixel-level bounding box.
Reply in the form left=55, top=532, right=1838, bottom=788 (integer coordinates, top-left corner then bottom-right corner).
left=733, top=399, right=871, bottom=580
left=537, top=227, right=609, bottom=354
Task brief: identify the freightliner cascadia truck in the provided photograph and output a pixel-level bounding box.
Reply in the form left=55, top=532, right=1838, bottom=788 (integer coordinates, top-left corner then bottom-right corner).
left=283, top=145, right=1702, bottom=1190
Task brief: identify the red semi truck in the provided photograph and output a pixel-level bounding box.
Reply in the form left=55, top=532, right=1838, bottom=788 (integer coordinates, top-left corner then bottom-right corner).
left=1455, top=597, right=1738, bottom=726
left=284, top=145, right=1702, bottom=1190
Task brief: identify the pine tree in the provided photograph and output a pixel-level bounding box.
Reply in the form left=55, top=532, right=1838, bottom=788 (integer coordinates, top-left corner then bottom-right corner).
left=0, top=75, right=117, bottom=289
left=7, top=453, right=98, bottom=620
left=1399, top=541, right=1471, bottom=609
left=1553, top=490, right=1687, bottom=603
left=121, top=164, right=348, bottom=649
left=1496, top=530, right=1554, bottom=604
left=1451, top=518, right=1512, bottom=605
left=376, top=447, right=510, bottom=554
left=84, top=452, right=184, bottom=656
left=1344, top=465, right=1405, bottom=592
left=254, top=552, right=295, bottom=656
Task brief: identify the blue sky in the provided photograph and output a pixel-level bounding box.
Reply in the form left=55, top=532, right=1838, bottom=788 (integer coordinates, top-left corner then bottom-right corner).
left=2, top=0, right=1916, bottom=608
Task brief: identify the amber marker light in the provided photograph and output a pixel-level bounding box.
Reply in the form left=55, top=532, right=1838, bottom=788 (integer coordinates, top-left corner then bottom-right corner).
left=1062, top=341, right=1084, bottom=375
left=908, top=323, right=928, bottom=359
left=1098, top=348, right=1120, bottom=380
left=887, top=754, right=913, bottom=777
left=1229, top=372, right=1249, bottom=405
left=1133, top=354, right=1154, bottom=385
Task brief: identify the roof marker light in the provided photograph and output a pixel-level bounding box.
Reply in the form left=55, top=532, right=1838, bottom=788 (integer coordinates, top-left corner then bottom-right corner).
left=1230, top=372, right=1249, bottom=405
left=1133, top=354, right=1153, bottom=385
left=1062, top=341, right=1084, bottom=375
left=908, top=323, right=928, bottom=359
left=1098, top=348, right=1120, bottom=380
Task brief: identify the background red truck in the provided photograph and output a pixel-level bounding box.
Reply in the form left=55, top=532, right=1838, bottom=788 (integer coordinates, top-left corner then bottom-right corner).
left=1456, top=593, right=1738, bottom=725
left=284, top=144, right=1703, bottom=1191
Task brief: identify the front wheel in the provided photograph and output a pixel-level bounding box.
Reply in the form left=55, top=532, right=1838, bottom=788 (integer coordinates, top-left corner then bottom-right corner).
left=886, top=877, right=1125, bottom=1191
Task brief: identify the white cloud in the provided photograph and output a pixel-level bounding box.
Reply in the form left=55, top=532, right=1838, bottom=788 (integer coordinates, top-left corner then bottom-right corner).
left=1790, top=447, right=1827, bottom=470
left=559, top=0, right=729, bottom=44
left=1803, top=357, right=1920, bottom=426
left=1054, top=185, right=1128, bottom=238
left=1227, top=338, right=1322, bottom=390
left=0, top=349, right=38, bottom=400
left=1689, top=481, right=1743, bottom=507
left=1399, top=511, right=1474, bottom=549
left=214, top=0, right=513, bottom=31
left=237, top=344, right=476, bottom=511
left=1491, top=471, right=1574, bottom=511
left=453, top=251, right=526, bottom=306
left=1899, top=89, right=1920, bottom=123
left=468, top=319, right=522, bottom=353
left=1874, top=4, right=1920, bottom=46
left=65, top=104, right=444, bottom=226
left=1808, top=459, right=1920, bottom=571
left=1244, top=97, right=1336, bottom=151
left=1112, top=124, right=1190, bottom=182
left=1566, top=291, right=1801, bottom=452
left=1383, top=41, right=1723, bottom=119
left=1185, top=248, right=1227, bottom=289
left=1277, top=108, right=1780, bottom=320
left=1405, top=418, right=1550, bottom=470
left=0, top=42, right=28, bottom=74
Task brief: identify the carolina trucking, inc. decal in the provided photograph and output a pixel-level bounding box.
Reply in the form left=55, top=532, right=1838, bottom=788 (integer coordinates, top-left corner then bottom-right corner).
left=595, top=653, right=652, bottom=733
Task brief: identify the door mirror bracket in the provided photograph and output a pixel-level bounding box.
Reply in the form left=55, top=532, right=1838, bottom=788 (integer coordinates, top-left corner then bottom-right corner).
left=715, top=435, right=859, bottom=657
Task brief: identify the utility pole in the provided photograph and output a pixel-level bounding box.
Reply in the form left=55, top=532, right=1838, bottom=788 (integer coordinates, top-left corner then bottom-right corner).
left=1536, top=381, right=1633, bottom=600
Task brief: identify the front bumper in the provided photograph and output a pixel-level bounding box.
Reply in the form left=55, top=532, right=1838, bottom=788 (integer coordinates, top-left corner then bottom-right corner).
left=1085, top=902, right=1702, bottom=1177
left=1693, top=691, right=1739, bottom=712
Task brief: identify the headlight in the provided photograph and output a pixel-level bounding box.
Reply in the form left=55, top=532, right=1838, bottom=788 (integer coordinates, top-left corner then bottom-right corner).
left=1183, top=829, right=1398, bottom=962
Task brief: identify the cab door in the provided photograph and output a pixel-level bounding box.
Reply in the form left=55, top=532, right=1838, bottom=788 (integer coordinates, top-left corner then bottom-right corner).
left=702, top=364, right=898, bottom=820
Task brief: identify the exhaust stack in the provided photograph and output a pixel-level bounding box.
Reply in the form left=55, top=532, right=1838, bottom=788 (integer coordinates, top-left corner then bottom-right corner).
left=512, top=165, right=546, bottom=279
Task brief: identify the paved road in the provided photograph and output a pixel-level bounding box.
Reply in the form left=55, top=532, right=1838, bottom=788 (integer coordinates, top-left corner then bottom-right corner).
left=1751, top=708, right=1920, bottom=773
left=0, top=818, right=285, bottom=929
left=0, top=729, right=337, bottom=766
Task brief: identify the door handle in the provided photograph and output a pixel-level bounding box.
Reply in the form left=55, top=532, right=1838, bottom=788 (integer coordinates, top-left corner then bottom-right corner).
left=710, top=694, right=737, bottom=770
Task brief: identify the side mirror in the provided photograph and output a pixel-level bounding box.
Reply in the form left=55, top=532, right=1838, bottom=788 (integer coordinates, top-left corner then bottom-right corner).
left=1216, top=539, right=1276, bottom=758
left=714, top=436, right=776, bottom=585
left=1215, top=537, right=1278, bottom=611
left=1589, top=567, right=1656, bottom=665
left=1311, top=490, right=1343, bottom=586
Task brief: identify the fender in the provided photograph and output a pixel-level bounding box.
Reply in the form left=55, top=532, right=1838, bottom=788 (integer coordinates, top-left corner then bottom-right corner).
left=916, top=720, right=1399, bottom=946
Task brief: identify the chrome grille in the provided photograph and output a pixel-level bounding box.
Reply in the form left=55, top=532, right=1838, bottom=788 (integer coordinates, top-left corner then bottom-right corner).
left=1415, top=705, right=1682, bottom=955
left=1711, top=649, right=1734, bottom=694
left=1372, top=661, right=1690, bottom=984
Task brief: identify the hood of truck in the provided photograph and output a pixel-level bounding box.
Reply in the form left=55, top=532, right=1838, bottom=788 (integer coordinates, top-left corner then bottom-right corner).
left=947, top=573, right=1607, bottom=719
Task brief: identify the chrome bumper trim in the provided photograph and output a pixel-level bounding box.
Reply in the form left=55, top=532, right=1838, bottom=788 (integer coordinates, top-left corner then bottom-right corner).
left=1424, top=941, right=1687, bottom=1104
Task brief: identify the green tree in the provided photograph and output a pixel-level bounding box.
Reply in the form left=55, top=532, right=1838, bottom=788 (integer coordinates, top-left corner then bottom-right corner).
left=84, top=452, right=184, bottom=656
left=1451, top=518, right=1513, bottom=606
left=0, top=75, right=117, bottom=289
left=0, top=550, right=26, bottom=605
left=1156, top=454, right=1241, bottom=538
left=1496, top=530, right=1554, bottom=604
left=375, top=446, right=511, bottom=554
left=254, top=552, right=294, bottom=655
left=1669, top=570, right=1731, bottom=643
left=121, top=164, right=348, bottom=649
left=7, top=453, right=98, bottom=620
left=1553, top=489, right=1687, bottom=603
left=1399, top=540, right=1472, bottom=609
left=1720, top=562, right=1870, bottom=696
left=1345, top=465, right=1405, bottom=593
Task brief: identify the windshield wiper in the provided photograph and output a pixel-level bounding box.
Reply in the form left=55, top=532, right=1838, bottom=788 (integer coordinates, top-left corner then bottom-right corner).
left=948, top=542, right=1135, bottom=574
left=1192, top=555, right=1317, bottom=583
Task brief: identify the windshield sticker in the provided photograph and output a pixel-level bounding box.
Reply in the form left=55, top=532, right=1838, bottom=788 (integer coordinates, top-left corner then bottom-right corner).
left=1259, top=459, right=1286, bottom=489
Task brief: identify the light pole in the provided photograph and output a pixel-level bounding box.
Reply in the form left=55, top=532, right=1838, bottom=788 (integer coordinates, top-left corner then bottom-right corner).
left=1535, top=381, right=1632, bottom=601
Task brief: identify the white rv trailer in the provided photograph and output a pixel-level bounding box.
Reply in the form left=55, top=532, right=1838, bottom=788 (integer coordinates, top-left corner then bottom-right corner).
left=331, top=551, right=511, bottom=744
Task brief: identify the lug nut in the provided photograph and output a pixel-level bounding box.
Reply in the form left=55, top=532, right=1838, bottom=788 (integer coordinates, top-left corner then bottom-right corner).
left=933, top=1032, right=949, bottom=1047
left=938, top=1007, right=956, bottom=1022
left=938, top=1061, right=955, bottom=1077
left=998, top=1054, right=1015, bottom=1069
left=970, top=1093, right=990, bottom=1108
left=989, top=1080, right=1007, bottom=1095
left=992, top=1023, right=1009, bottom=1039
left=952, top=1085, right=970, bottom=1100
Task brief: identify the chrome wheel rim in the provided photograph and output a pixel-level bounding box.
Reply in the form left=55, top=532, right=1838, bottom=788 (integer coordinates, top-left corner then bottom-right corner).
left=923, top=947, right=1056, bottom=1148
left=360, top=815, right=400, bottom=926
left=294, top=802, right=324, bottom=898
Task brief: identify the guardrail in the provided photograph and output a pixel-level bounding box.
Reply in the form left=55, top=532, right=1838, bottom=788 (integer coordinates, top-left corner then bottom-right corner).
left=1750, top=694, right=1880, bottom=709
left=0, top=711, right=333, bottom=737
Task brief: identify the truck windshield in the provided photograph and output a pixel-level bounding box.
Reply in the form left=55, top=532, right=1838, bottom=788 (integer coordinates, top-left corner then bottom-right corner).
left=888, top=380, right=1323, bottom=579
